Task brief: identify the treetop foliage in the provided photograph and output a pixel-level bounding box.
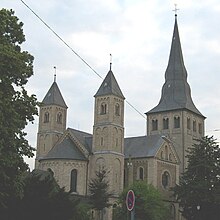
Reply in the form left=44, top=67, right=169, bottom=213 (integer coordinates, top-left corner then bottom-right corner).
left=113, top=181, right=170, bottom=220
left=173, top=136, right=220, bottom=220
left=0, top=8, right=38, bottom=213
left=88, top=168, right=113, bottom=211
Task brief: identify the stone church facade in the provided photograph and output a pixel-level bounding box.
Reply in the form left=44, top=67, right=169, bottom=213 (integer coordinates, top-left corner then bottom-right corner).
left=35, top=15, right=205, bottom=220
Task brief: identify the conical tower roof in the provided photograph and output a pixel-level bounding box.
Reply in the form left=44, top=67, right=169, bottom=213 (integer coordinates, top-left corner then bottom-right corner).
left=147, top=15, right=204, bottom=118
left=42, top=81, right=68, bottom=108
left=94, top=69, right=124, bottom=99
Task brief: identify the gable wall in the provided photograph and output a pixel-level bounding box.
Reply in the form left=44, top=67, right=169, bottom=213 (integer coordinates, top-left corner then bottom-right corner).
left=38, top=159, right=88, bottom=195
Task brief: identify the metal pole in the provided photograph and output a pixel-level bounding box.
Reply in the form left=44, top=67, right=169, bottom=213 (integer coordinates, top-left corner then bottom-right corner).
left=131, top=207, right=135, bottom=220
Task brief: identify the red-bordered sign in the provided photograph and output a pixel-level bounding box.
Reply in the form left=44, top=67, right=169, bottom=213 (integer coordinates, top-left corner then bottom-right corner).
left=126, top=190, right=135, bottom=211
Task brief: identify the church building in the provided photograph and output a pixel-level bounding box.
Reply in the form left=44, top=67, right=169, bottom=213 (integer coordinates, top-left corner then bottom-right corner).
left=35, top=15, right=205, bottom=220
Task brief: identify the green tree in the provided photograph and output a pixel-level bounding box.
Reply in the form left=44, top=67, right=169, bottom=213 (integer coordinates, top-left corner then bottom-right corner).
left=113, top=181, right=170, bottom=220
left=19, top=169, right=74, bottom=220
left=0, top=8, right=38, bottom=216
left=88, top=168, right=113, bottom=220
left=71, top=200, right=91, bottom=220
left=172, top=136, right=220, bottom=220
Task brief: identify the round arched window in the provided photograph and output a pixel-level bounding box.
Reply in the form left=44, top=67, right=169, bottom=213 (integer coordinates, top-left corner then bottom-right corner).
left=162, top=171, right=170, bottom=189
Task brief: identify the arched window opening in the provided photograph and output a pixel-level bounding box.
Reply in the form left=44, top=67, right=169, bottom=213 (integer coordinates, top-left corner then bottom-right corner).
left=115, top=103, right=120, bottom=116
left=163, top=117, right=169, bottom=129
left=152, top=119, right=158, bottom=131
left=162, top=171, right=170, bottom=189
left=57, top=112, right=62, bottom=124
left=139, top=167, right=144, bottom=180
left=44, top=112, right=49, bottom=123
left=116, top=138, right=118, bottom=147
left=198, top=123, right=202, bottom=134
left=193, top=120, right=196, bottom=132
left=101, top=137, right=104, bottom=146
left=169, top=153, right=172, bottom=161
left=100, top=103, right=107, bottom=115
left=161, top=151, right=164, bottom=159
left=165, top=145, right=168, bottom=160
left=70, top=169, right=77, bottom=192
left=47, top=168, right=54, bottom=176
left=187, top=117, right=191, bottom=130
left=170, top=204, right=176, bottom=220
left=174, top=116, right=180, bottom=128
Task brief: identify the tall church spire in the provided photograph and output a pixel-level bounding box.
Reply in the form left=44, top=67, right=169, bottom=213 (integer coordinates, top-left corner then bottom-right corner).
left=147, top=15, right=204, bottom=117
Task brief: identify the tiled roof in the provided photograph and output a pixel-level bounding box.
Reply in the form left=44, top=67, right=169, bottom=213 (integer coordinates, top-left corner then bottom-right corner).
left=124, top=134, right=164, bottom=158
left=42, top=136, right=87, bottom=161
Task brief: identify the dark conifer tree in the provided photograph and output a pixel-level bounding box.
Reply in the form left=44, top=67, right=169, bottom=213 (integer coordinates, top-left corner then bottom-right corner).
left=88, top=168, right=113, bottom=220
left=173, top=136, right=220, bottom=220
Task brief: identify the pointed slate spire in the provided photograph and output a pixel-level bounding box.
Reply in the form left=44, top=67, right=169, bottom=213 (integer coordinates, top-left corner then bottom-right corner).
left=94, top=68, right=124, bottom=99
left=147, top=15, right=204, bottom=117
left=42, top=81, right=68, bottom=108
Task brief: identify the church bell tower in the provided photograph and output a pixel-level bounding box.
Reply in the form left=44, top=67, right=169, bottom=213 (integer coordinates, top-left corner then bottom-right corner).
left=91, top=62, right=125, bottom=196
left=35, top=78, right=68, bottom=168
left=146, top=15, right=206, bottom=173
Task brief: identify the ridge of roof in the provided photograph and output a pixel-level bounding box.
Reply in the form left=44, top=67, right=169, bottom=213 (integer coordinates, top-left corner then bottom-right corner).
left=68, top=128, right=92, bottom=153
left=42, top=82, right=68, bottom=108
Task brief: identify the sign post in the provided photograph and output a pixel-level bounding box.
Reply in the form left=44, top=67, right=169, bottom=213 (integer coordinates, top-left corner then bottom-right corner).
left=126, top=190, right=135, bottom=220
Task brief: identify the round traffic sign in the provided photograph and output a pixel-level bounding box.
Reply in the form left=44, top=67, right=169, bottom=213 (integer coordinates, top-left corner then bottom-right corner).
left=126, top=190, right=135, bottom=211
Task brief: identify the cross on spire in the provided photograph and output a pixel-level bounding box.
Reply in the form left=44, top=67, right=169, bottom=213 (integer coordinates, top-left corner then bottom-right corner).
left=173, top=4, right=179, bottom=16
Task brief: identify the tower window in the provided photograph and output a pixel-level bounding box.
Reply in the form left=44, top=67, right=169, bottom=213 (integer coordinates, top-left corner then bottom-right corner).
left=174, top=116, right=180, bottom=128
left=163, top=117, right=169, bottom=129
left=57, top=112, right=62, bottom=124
left=70, top=169, right=77, bottom=192
left=152, top=119, right=158, bottom=131
left=161, top=151, right=164, bottom=159
left=165, top=145, right=168, bottom=160
left=162, top=171, right=170, bottom=189
left=116, top=138, right=118, bottom=147
left=187, top=117, right=191, bottom=130
left=100, top=103, right=107, bottom=115
left=169, top=153, right=172, bottom=161
left=193, top=120, right=196, bottom=132
left=115, top=103, right=120, bottom=116
left=44, top=112, right=49, bottom=123
left=170, top=204, right=176, bottom=220
left=198, top=123, right=202, bottom=134
left=101, top=137, right=104, bottom=146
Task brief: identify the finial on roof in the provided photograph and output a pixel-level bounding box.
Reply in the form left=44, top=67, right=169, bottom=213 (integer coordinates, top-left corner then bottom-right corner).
left=110, top=53, right=112, bottom=71
left=172, top=3, right=179, bottom=17
left=54, top=66, right=56, bottom=82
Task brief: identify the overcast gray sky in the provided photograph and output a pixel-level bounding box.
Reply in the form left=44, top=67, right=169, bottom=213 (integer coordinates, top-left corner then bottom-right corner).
left=2, top=0, right=220, bottom=169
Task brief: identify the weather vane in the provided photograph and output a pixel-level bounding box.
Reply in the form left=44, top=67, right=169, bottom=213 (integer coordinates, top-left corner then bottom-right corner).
left=173, top=3, right=179, bottom=16
left=54, top=66, right=56, bottom=82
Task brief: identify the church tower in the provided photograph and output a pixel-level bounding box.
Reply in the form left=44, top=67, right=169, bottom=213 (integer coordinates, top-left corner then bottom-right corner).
left=146, top=15, right=206, bottom=173
left=91, top=63, right=125, bottom=197
left=35, top=79, right=68, bottom=168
